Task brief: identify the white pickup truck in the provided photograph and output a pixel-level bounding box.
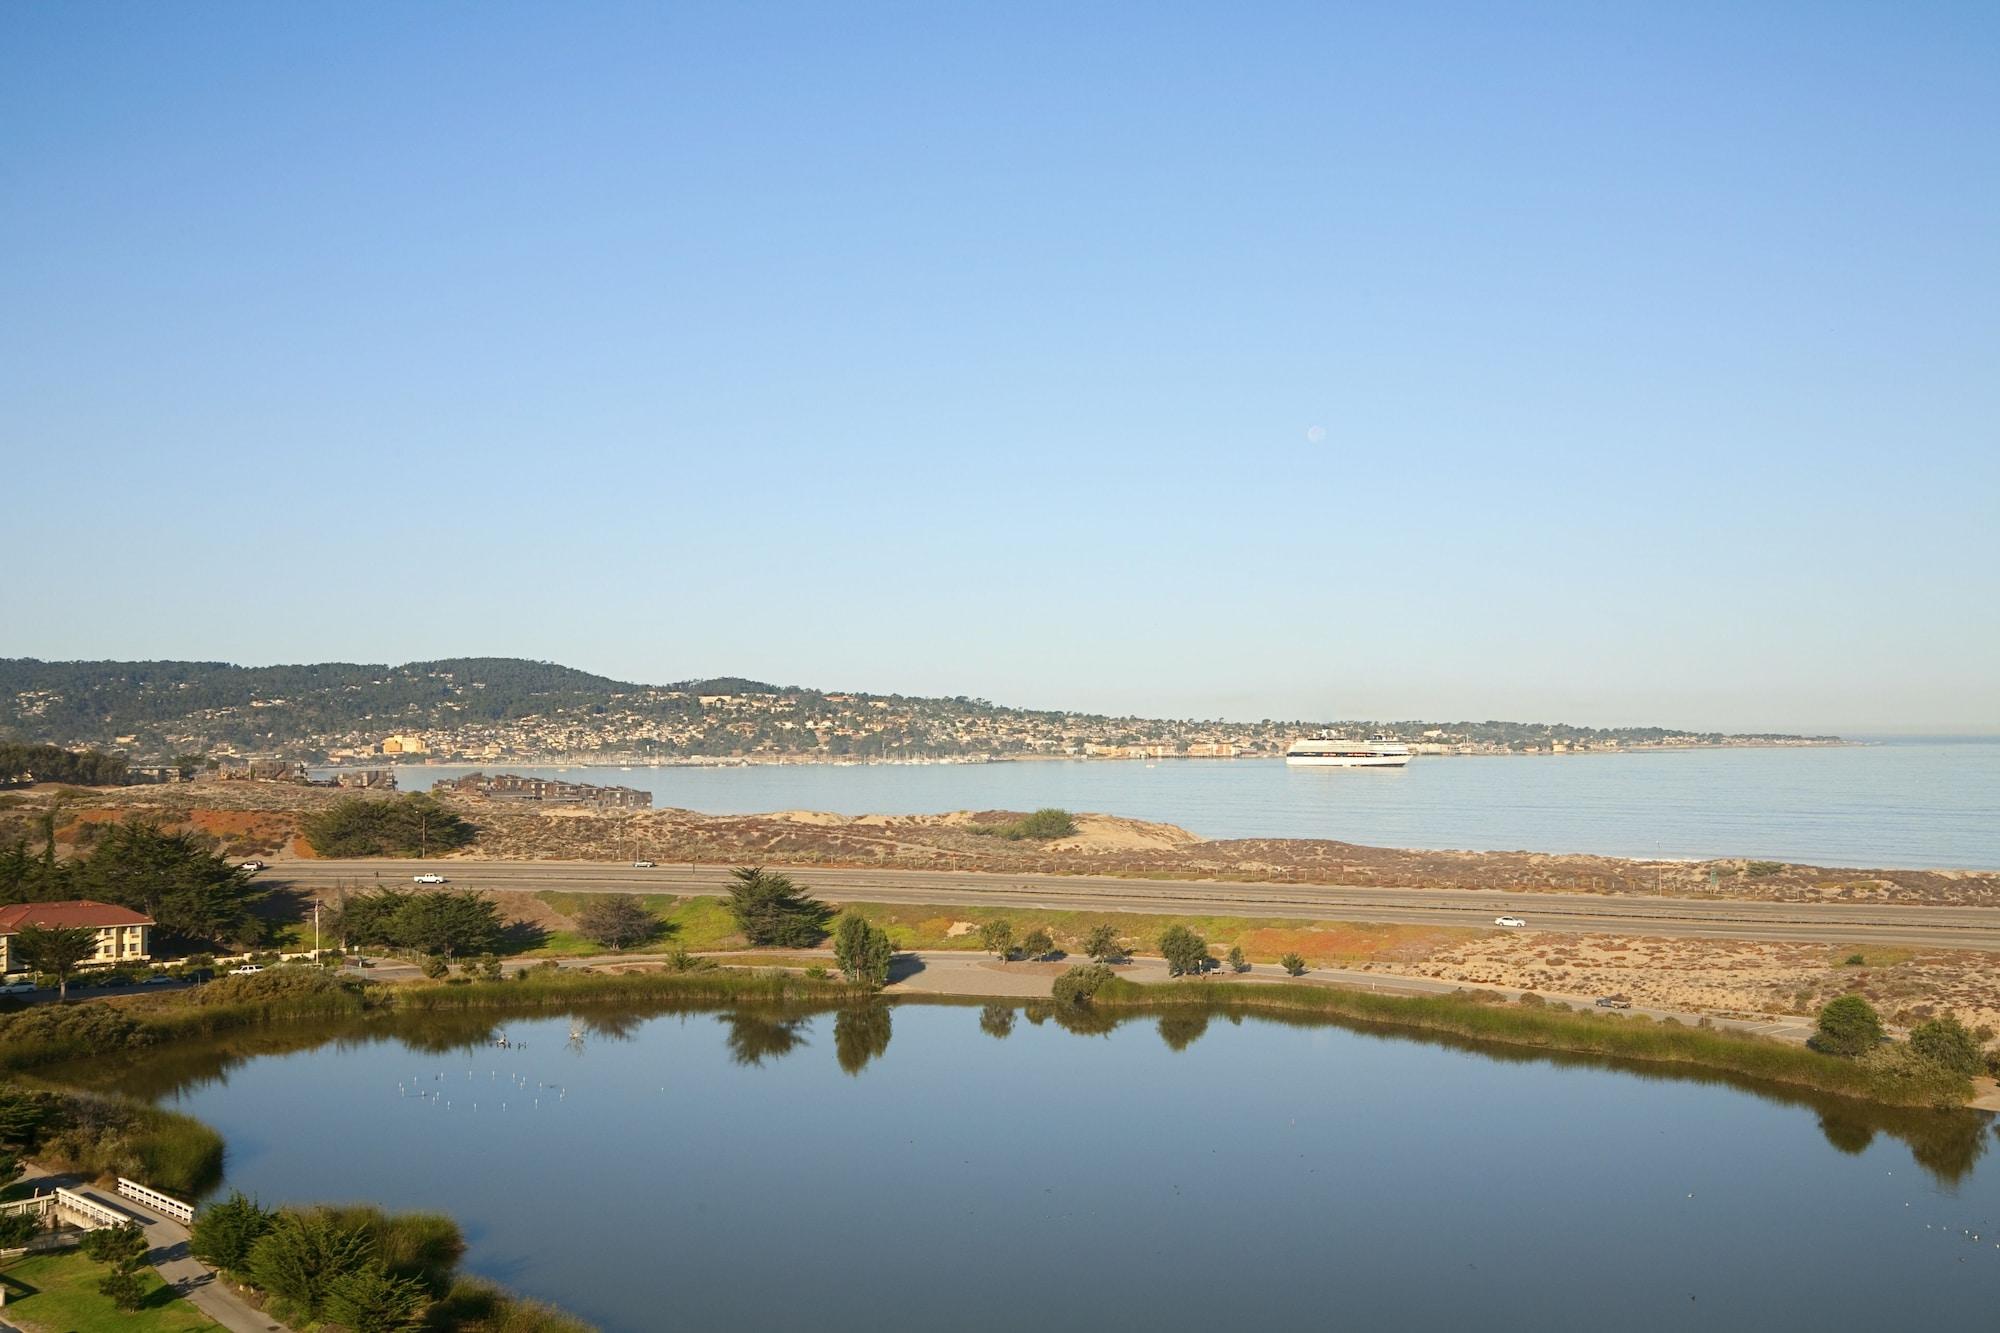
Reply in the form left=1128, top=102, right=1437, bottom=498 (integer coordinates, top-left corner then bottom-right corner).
left=413, top=872, right=448, bottom=885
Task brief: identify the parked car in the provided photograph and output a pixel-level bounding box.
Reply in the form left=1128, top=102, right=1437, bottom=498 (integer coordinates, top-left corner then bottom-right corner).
left=0, top=980, right=37, bottom=995
left=239, top=860, right=267, bottom=872
left=1595, top=995, right=1632, bottom=1009
left=141, top=973, right=177, bottom=986
left=229, top=964, right=263, bottom=975
left=413, top=873, right=448, bottom=885
left=1494, top=915, right=1527, bottom=928
left=633, top=860, right=656, bottom=868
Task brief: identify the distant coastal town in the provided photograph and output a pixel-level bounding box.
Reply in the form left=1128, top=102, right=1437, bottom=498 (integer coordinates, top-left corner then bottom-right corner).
left=1, top=657, right=1838, bottom=769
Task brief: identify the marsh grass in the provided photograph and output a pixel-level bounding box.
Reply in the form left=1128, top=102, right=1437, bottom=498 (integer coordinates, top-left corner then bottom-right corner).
left=1086, top=977, right=1974, bottom=1107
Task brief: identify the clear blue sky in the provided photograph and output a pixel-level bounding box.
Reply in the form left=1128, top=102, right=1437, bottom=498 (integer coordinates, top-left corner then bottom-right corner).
left=3, top=3, right=1995, bottom=733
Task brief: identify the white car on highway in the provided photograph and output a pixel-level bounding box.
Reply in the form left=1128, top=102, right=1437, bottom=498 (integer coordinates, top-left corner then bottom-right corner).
left=413, top=873, right=448, bottom=885
left=1494, top=915, right=1527, bottom=928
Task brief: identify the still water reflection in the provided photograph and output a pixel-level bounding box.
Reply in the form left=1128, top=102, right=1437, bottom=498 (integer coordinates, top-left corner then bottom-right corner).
left=69, top=1002, right=2000, bottom=1332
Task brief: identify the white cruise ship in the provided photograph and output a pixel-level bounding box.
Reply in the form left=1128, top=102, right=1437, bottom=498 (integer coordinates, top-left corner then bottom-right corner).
left=1284, top=733, right=1414, bottom=767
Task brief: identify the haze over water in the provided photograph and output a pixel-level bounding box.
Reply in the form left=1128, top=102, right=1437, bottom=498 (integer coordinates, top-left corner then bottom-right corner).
left=348, top=738, right=2000, bottom=870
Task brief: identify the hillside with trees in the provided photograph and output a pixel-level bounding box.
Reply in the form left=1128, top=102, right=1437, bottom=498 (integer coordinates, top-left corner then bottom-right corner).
left=0, top=656, right=1837, bottom=763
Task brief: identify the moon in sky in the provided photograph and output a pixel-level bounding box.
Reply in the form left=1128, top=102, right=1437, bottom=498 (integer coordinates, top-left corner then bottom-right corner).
left=1305, top=425, right=1328, bottom=444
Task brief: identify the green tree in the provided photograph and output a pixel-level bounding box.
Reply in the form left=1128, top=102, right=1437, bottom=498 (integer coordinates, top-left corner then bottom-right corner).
left=722, top=866, right=831, bottom=947
left=300, top=795, right=474, bottom=858
left=1814, top=995, right=1884, bottom=1056
left=1227, top=944, right=1248, bottom=973
left=97, top=1268, right=149, bottom=1310
left=1019, top=926, right=1055, bottom=961
left=573, top=897, right=661, bottom=951
left=1082, top=923, right=1122, bottom=962
left=12, top=925, right=99, bottom=999
left=979, top=918, right=1015, bottom=961
left=71, top=821, right=263, bottom=947
left=1908, top=1015, right=1984, bottom=1076
left=0, top=1210, right=41, bottom=1249
left=321, top=1262, right=431, bottom=1333
left=1158, top=925, right=1211, bottom=977
left=245, top=1209, right=375, bottom=1320
left=392, top=891, right=502, bottom=959
left=833, top=914, right=895, bottom=987
left=333, top=887, right=412, bottom=948
left=80, top=1219, right=149, bottom=1272
left=1279, top=952, right=1307, bottom=977
left=191, top=1192, right=276, bottom=1272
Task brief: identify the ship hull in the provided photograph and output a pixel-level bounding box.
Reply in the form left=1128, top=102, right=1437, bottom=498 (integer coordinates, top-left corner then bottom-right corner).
left=1284, top=753, right=1411, bottom=767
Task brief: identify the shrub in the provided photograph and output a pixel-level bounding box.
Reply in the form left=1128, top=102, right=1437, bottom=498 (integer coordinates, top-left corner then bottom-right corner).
left=1083, top=924, right=1123, bottom=962
left=192, top=1192, right=276, bottom=1272
left=1814, top=995, right=1884, bottom=1056
left=1226, top=944, right=1247, bottom=973
left=245, top=1209, right=375, bottom=1320
left=1052, top=964, right=1116, bottom=1009
left=420, top=956, right=450, bottom=980
left=0, top=1210, right=41, bottom=1249
left=1279, top=952, right=1307, bottom=977
left=1019, top=927, right=1055, bottom=961
left=971, top=808, right=1079, bottom=841
left=322, top=1261, right=431, bottom=1332
left=1908, top=1015, right=1984, bottom=1077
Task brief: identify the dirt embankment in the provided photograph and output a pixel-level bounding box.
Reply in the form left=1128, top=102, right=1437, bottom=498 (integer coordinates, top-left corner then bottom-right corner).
left=6, top=780, right=1997, bottom=907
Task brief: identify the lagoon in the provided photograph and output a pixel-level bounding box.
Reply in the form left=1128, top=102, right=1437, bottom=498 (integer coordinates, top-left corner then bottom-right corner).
left=97, top=1002, right=2000, bottom=1332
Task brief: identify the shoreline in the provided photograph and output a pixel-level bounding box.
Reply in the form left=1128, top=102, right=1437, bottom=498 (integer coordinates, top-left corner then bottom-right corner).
left=315, top=738, right=1856, bottom=771
left=10, top=966, right=1980, bottom=1113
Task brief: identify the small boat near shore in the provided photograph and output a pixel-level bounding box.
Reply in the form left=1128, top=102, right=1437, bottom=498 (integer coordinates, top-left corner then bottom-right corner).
left=1285, top=733, right=1414, bottom=768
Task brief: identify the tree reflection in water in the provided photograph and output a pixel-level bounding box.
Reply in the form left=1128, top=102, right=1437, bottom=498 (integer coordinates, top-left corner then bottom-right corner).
left=978, top=1003, right=1015, bottom=1040
left=834, top=1006, right=893, bottom=1076
left=721, top=1011, right=812, bottom=1067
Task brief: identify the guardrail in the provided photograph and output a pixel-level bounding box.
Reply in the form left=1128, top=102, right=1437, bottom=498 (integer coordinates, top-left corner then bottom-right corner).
left=117, top=1178, right=195, bottom=1224
left=54, top=1188, right=128, bottom=1230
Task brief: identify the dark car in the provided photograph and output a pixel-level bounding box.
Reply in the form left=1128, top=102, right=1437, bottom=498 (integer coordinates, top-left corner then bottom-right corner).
left=1595, top=996, right=1632, bottom=1009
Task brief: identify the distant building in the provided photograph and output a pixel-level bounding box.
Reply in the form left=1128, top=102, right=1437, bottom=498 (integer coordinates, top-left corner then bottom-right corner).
left=379, top=734, right=429, bottom=756
left=0, top=900, right=153, bottom=973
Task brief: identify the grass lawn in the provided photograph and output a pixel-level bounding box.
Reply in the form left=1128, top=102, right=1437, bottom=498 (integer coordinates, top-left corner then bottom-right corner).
left=526, top=893, right=744, bottom=956
left=0, top=1249, right=219, bottom=1332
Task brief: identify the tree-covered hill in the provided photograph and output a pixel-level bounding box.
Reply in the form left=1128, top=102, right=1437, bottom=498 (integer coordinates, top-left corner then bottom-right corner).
left=0, top=657, right=1836, bottom=762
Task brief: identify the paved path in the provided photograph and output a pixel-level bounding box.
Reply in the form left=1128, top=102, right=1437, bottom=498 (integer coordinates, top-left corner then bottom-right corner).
left=485, top=944, right=1826, bottom=1045
left=270, top=858, right=2000, bottom=949
left=13, top=1166, right=289, bottom=1333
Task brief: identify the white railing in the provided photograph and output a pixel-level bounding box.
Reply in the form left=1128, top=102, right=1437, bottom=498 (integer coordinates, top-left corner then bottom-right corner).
left=117, top=1178, right=194, bottom=1224
left=54, top=1188, right=129, bottom=1230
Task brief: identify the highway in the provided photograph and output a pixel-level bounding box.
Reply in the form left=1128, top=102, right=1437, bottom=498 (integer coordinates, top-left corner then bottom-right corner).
left=265, top=859, right=2000, bottom=950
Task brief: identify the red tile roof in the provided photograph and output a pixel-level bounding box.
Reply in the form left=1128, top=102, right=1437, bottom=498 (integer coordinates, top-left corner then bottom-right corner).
left=0, top=900, right=154, bottom=932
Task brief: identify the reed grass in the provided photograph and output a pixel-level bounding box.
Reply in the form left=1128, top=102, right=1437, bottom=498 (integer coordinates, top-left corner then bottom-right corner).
left=1086, top=977, right=1973, bottom=1107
